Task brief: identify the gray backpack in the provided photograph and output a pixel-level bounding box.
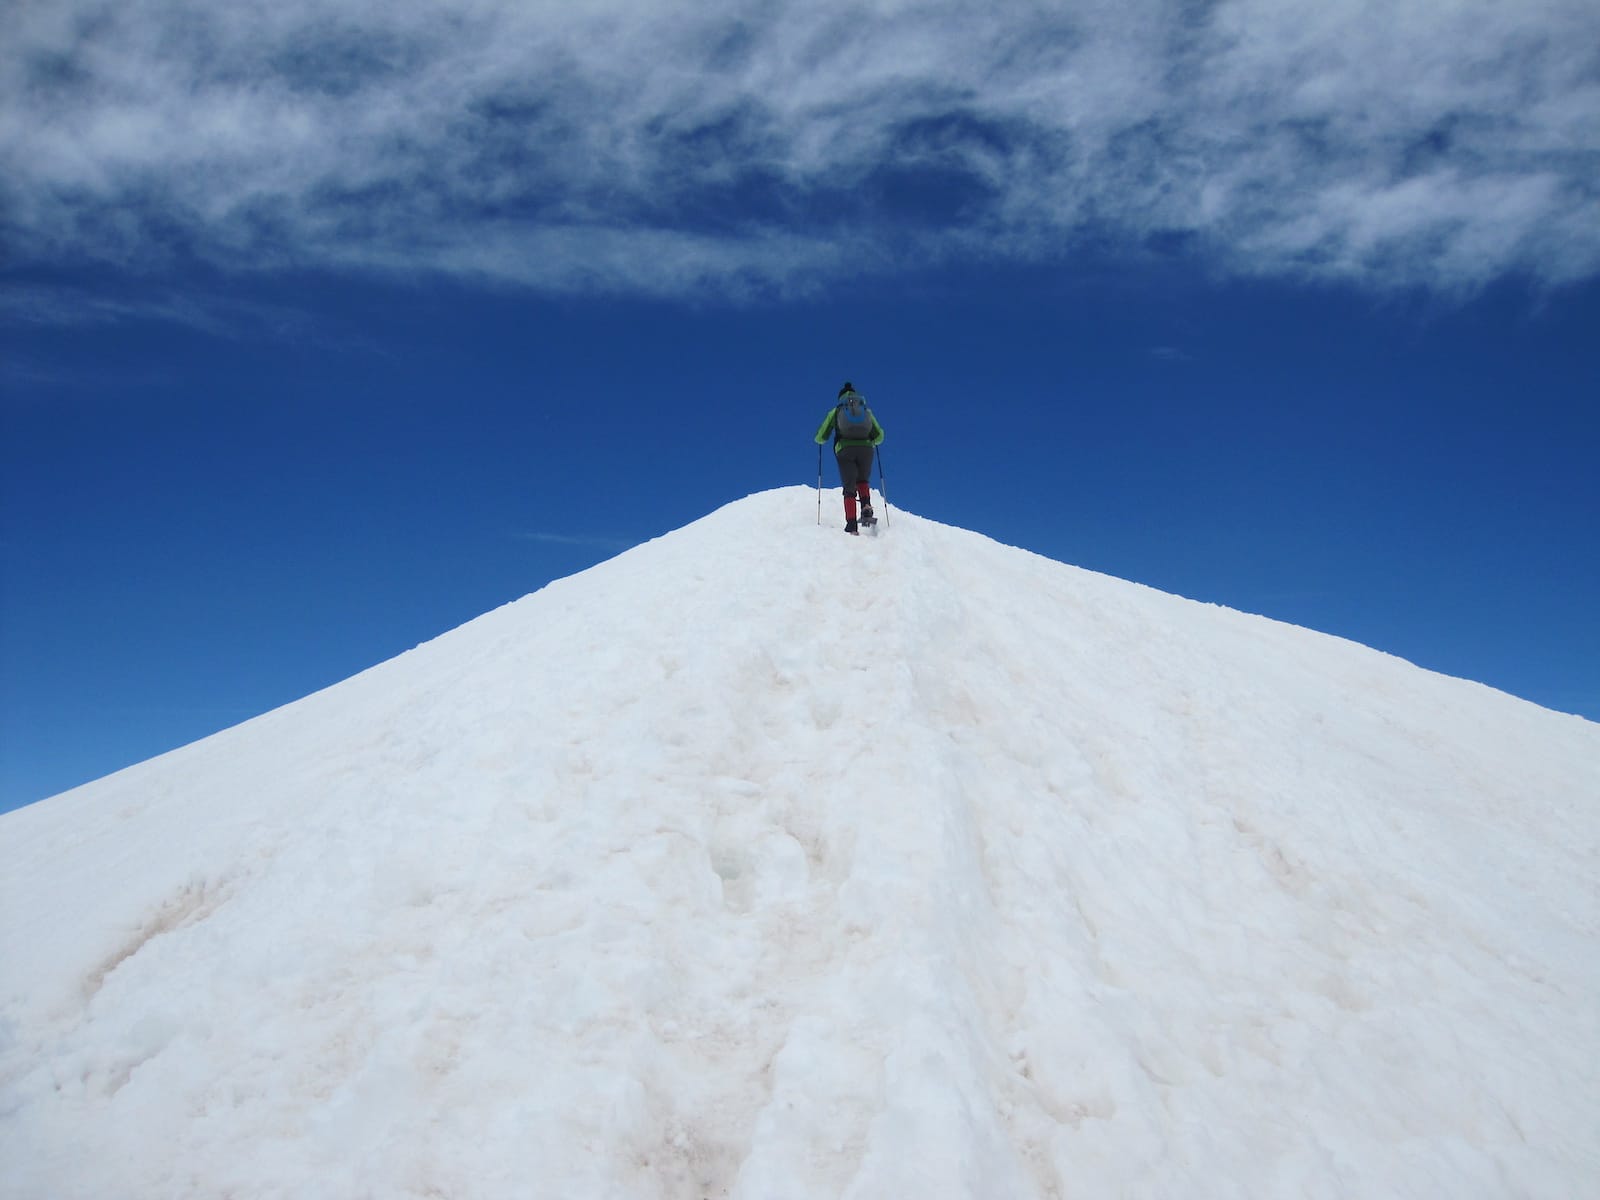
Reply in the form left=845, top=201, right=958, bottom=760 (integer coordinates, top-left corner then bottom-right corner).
left=834, top=392, right=874, bottom=440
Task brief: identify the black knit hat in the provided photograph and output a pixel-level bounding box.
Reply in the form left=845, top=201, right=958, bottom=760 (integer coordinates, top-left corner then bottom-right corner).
left=838, top=380, right=854, bottom=397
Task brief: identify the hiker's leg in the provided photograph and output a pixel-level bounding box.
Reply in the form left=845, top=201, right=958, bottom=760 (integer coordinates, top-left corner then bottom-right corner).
left=837, top=449, right=865, bottom=521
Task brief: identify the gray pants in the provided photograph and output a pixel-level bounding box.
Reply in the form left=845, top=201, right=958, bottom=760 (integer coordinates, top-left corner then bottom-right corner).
left=835, top=444, right=875, bottom=493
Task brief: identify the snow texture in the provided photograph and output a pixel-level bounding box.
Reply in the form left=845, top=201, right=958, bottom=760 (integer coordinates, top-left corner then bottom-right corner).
left=2, top=487, right=1596, bottom=1199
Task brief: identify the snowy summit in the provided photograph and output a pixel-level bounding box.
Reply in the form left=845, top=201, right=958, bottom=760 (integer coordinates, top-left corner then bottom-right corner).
left=2, top=488, right=1596, bottom=1199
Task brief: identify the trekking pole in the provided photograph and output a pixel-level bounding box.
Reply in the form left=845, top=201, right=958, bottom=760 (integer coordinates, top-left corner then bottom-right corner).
left=877, top=446, right=890, bottom=529
left=816, top=444, right=823, bottom=525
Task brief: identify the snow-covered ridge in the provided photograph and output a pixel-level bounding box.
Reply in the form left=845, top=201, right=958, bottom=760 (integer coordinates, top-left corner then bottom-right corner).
left=3, top=486, right=1596, bottom=1199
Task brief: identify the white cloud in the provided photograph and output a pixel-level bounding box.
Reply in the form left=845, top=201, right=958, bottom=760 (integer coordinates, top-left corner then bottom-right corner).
left=2, top=0, right=1595, bottom=306
left=512, top=530, right=633, bottom=551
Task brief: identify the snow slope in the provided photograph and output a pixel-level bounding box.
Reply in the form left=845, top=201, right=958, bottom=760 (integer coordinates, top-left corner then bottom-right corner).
left=2, top=487, right=1596, bottom=1200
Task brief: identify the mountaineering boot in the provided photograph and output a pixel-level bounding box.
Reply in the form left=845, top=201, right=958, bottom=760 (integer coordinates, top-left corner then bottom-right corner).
left=855, top=480, right=875, bottom=527
left=844, top=518, right=859, bottom=535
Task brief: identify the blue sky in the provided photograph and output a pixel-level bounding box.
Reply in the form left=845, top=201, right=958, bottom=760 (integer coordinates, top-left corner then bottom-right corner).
left=3, top=0, right=1598, bottom=811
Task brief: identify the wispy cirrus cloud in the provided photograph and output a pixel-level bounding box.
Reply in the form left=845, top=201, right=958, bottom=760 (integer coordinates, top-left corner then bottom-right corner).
left=512, top=530, right=634, bottom=552
left=0, top=280, right=310, bottom=336
left=2, top=0, right=1595, bottom=312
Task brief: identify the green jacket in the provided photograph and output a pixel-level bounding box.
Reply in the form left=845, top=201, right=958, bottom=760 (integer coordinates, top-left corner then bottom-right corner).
left=814, top=393, right=885, bottom=452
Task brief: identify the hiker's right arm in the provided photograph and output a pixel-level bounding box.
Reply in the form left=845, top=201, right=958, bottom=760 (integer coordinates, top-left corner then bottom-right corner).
left=814, top=408, right=837, bottom=444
